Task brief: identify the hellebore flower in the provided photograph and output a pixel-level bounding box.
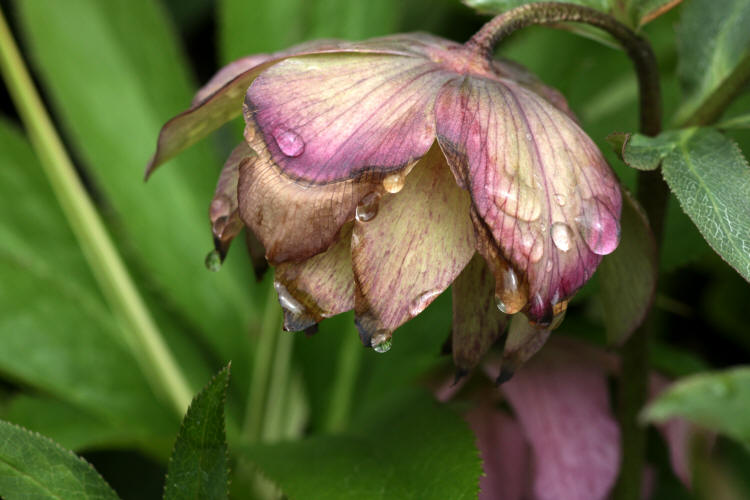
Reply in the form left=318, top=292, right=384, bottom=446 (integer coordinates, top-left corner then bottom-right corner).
left=147, top=31, right=621, bottom=368
left=436, top=337, right=712, bottom=500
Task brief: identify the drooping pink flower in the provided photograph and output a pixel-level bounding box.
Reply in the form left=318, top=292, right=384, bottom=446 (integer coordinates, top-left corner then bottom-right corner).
left=147, top=32, right=621, bottom=366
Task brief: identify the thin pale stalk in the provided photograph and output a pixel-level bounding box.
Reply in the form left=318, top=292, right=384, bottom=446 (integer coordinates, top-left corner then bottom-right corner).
left=0, top=6, right=191, bottom=415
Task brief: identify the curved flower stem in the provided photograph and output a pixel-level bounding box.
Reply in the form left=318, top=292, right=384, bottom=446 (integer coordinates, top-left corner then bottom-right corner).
left=469, top=5, right=664, bottom=499
left=324, top=326, right=363, bottom=432
left=0, top=7, right=192, bottom=416
left=466, top=2, right=661, bottom=135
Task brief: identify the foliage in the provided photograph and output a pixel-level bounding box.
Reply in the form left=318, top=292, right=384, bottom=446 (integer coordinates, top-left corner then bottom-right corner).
left=0, top=0, right=748, bottom=498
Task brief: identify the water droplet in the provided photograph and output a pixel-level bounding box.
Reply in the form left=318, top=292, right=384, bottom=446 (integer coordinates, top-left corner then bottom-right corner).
left=274, top=281, right=304, bottom=316
left=551, top=222, right=575, bottom=253
left=495, top=264, right=528, bottom=314
left=576, top=199, right=620, bottom=255
left=554, top=193, right=566, bottom=206
left=489, top=183, right=542, bottom=222
left=529, top=239, right=544, bottom=263
left=273, top=127, right=305, bottom=157
left=355, top=192, right=381, bottom=222
left=382, top=173, right=406, bottom=193
left=244, top=124, right=256, bottom=143
left=371, top=331, right=392, bottom=353
left=204, top=249, right=222, bottom=272
left=409, top=290, right=442, bottom=317
left=525, top=133, right=532, bottom=141
left=550, top=300, right=568, bottom=330
left=211, top=215, right=229, bottom=239
left=545, top=260, right=553, bottom=272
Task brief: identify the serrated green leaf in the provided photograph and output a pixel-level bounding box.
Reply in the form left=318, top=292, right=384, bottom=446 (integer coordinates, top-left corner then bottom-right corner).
left=16, top=0, right=257, bottom=367
left=642, top=367, right=750, bottom=447
left=238, top=390, right=480, bottom=500
left=674, top=0, right=750, bottom=124
left=0, top=419, right=119, bottom=500
left=613, top=130, right=685, bottom=171
left=598, top=190, right=657, bottom=344
left=660, top=128, right=750, bottom=282
left=164, top=365, right=231, bottom=500
left=0, top=120, right=176, bottom=450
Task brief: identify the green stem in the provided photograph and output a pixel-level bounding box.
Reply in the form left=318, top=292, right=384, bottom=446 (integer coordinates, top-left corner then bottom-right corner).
left=260, top=331, right=295, bottom=441
left=324, top=326, right=363, bottom=433
left=0, top=7, right=191, bottom=415
left=242, top=282, right=282, bottom=442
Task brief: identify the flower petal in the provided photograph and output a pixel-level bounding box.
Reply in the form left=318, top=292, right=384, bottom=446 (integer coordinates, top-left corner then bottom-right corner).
left=502, top=340, right=621, bottom=500
left=435, top=77, right=622, bottom=324
left=499, top=314, right=551, bottom=383
left=146, top=39, right=421, bottom=177
left=274, top=223, right=355, bottom=332
left=209, top=142, right=253, bottom=260
left=452, top=254, right=507, bottom=373
left=245, top=53, right=454, bottom=184
left=351, top=145, right=475, bottom=347
left=238, top=123, right=375, bottom=263
left=465, top=407, right=530, bottom=500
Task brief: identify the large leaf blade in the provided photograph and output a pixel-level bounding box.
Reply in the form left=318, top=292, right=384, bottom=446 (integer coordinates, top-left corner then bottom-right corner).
left=0, top=420, right=119, bottom=500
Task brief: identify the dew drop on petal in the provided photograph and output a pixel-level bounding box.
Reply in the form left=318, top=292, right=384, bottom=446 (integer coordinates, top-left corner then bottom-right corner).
left=204, top=249, right=222, bottom=272
left=355, top=192, right=381, bottom=222
left=495, top=265, right=528, bottom=314
left=272, top=127, right=305, bottom=157
left=274, top=280, right=305, bottom=316
left=371, top=330, right=392, bottom=353
left=551, top=222, right=575, bottom=253
left=554, top=193, right=566, bottom=206
left=576, top=199, right=620, bottom=255
left=382, top=173, right=406, bottom=193
left=545, top=259, right=553, bottom=273
left=409, top=289, right=442, bottom=317
left=490, top=183, right=542, bottom=222
left=529, top=239, right=544, bottom=263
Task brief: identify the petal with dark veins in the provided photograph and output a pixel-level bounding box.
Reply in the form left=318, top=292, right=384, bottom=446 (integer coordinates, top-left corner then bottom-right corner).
left=146, top=38, right=422, bottom=177
left=436, top=77, right=621, bottom=324
left=238, top=123, right=377, bottom=263
left=452, top=254, right=507, bottom=373
left=502, top=340, right=621, bottom=500
left=499, top=313, right=551, bottom=383
left=352, top=145, right=475, bottom=346
left=209, top=142, right=253, bottom=260
left=246, top=53, right=454, bottom=184
left=274, top=223, right=355, bottom=332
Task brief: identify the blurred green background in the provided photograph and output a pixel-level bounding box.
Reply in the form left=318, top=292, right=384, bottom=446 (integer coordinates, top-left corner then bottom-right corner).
left=0, top=0, right=749, bottom=498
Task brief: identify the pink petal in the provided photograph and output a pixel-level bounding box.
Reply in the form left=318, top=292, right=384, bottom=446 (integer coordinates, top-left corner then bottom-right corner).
left=466, top=407, right=530, bottom=500
left=502, top=341, right=621, bottom=500
left=351, top=145, right=475, bottom=348
left=435, top=77, right=622, bottom=325
left=146, top=39, right=420, bottom=177
left=452, top=254, right=507, bottom=373
left=245, top=52, right=453, bottom=185
left=238, top=122, right=376, bottom=263
left=274, top=223, right=355, bottom=331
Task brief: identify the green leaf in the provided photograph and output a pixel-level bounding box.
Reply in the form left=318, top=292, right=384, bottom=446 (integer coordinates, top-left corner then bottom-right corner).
left=598, top=190, right=657, bottom=344
left=717, top=113, right=750, bottom=130
left=0, top=121, right=176, bottom=450
left=642, top=367, right=750, bottom=447
left=660, top=128, right=750, bottom=282
left=0, top=419, right=119, bottom=500
left=610, top=130, right=684, bottom=171
left=164, top=365, right=231, bottom=500
left=674, top=0, right=750, bottom=124
left=16, top=0, right=257, bottom=365
left=238, top=390, right=480, bottom=500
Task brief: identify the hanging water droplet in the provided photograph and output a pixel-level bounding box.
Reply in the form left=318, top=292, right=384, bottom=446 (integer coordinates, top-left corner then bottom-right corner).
left=409, top=290, right=442, bottom=317
left=371, top=331, right=392, bottom=353
left=550, top=300, right=568, bottom=330
left=495, top=264, right=527, bottom=314
left=274, top=281, right=304, bottom=316
left=554, top=193, right=566, bottom=206
left=355, top=192, right=380, bottom=222
left=576, top=199, right=620, bottom=255
left=551, top=222, right=575, bottom=252
left=382, top=172, right=406, bottom=193
left=529, top=239, right=544, bottom=263
left=204, top=249, right=222, bottom=272
left=211, top=215, right=229, bottom=239
left=545, top=260, right=553, bottom=272
left=272, top=127, right=305, bottom=157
